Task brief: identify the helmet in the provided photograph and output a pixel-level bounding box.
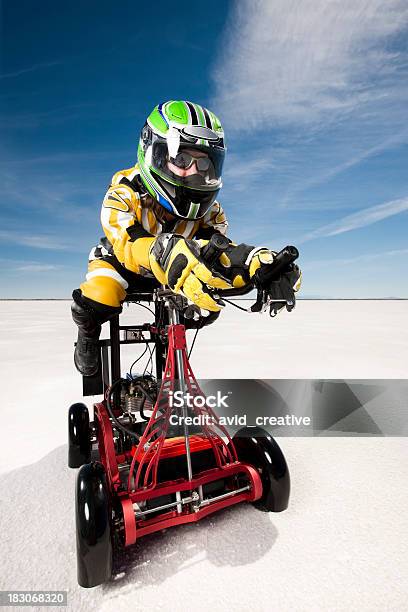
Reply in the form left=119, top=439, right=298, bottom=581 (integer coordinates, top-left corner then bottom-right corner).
left=137, top=100, right=226, bottom=220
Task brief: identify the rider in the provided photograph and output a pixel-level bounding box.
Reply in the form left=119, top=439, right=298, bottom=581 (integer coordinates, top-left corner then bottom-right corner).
left=71, top=100, right=301, bottom=376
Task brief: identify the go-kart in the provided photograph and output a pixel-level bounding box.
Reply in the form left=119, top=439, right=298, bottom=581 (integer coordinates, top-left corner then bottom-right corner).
left=68, top=236, right=298, bottom=588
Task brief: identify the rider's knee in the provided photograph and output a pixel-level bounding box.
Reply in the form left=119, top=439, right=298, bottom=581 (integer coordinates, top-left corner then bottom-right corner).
left=72, top=288, right=122, bottom=326
left=79, top=273, right=126, bottom=309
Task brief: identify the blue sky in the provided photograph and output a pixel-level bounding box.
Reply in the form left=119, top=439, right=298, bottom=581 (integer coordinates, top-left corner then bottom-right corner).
left=1, top=0, right=408, bottom=298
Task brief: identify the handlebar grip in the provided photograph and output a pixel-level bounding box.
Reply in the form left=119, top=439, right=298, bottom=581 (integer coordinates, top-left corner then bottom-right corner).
left=200, top=233, right=230, bottom=267
left=254, top=245, right=299, bottom=286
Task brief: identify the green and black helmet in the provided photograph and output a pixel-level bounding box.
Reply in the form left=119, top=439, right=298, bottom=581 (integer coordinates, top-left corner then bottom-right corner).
left=137, top=100, right=226, bottom=220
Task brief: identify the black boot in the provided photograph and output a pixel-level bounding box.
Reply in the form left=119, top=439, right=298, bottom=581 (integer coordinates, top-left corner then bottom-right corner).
left=71, top=301, right=102, bottom=377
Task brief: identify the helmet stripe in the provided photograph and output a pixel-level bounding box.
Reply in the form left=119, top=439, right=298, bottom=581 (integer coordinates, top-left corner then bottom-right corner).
left=187, top=202, right=200, bottom=219
left=157, top=102, right=169, bottom=127
left=202, top=106, right=213, bottom=129
left=139, top=165, right=174, bottom=212
left=183, top=100, right=192, bottom=123
left=186, top=101, right=199, bottom=125
left=193, top=103, right=205, bottom=127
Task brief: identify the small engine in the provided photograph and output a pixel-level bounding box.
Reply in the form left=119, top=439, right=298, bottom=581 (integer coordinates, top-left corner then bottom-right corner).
left=120, top=374, right=158, bottom=419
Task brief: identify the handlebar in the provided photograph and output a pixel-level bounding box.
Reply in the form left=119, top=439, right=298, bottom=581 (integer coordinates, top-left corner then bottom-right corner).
left=125, top=236, right=300, bottom=317
left=200, top=234, right=299, bottom=303
left=200, top=233, right=231, bottom=268
left=253, top=245, right=299, bottom=286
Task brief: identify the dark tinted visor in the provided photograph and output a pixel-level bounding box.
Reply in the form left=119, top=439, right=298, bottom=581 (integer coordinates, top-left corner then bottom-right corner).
left=151, top=141, right=224, bottom=191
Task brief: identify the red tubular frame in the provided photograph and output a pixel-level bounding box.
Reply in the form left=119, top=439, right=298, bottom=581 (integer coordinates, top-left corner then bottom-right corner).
left=93, top=321, right=262, bottom=548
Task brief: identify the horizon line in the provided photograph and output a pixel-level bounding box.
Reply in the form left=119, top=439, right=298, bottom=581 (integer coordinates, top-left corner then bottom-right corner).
left=0, top=298, right=407, bottom=302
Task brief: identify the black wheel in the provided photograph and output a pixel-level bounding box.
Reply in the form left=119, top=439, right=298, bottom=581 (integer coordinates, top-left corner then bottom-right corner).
left=68, top=403, right=91, bottom=468
left=233, top=426, right=290, bottom=512
left=76, top=462, right=113, bottom=588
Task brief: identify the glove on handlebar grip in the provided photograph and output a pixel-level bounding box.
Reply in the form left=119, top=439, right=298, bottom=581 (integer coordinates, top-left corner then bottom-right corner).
left=200, top=233, right=230, bottom=267
left=254, top=246, right=299, bottom=287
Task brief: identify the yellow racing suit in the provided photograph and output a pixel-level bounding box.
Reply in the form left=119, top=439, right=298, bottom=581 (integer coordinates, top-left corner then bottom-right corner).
left=78, top=165, right=228, bottom=309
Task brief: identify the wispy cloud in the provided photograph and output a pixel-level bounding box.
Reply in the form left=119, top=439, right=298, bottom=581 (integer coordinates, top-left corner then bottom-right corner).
left=0, top=61, right=61, bottom=80
left=212, top=0, right=408, bottom=208
left=0, top=162, right=102, bottom=223
left=223, top=152, right=276, bottom=192
left=15, top=263, right=60, bottom=272
left=0, top=258, right=63, bottom=273
left=300, top=196, right=408, bottom=242
left=303, top=248, right=408, bottom=268
left=0, top=150, right=117, bottom=167
left=0, top=230, right=70, bottom=251
left=214, top=0, right=408, bottom=128
left=280, top=130, right=408, bottom=207
left=0, top=103, right=95, bottom=130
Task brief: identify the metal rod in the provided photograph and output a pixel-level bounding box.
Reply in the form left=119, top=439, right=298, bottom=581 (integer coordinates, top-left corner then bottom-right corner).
left=199, top=485, right=250, bottom=507
left=155, top=299, right=165, bottom=379
left=176, top=490, right=182, bottom=514
left=134, top=493, right=197, bottom=518
left=133, top=485, right=250, bottom=518
left=120, top=339, right=156, bottom=345
left=110, top=315, right=121, bottom=383
left=101, top=343, right=110, bottom=394
left=167, top=296, right=193, bottom=483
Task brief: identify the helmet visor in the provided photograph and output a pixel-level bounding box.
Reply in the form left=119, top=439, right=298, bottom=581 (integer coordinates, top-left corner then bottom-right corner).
left=150, top=140, right=224, bottom=191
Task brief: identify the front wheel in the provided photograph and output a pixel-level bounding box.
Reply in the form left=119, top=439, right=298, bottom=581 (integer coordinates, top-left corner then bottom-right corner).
left=68, top=403, right=91, bottom=468
left=76, top=462, right=113, bottom=588
left=233, top=426, right=290, bottom=512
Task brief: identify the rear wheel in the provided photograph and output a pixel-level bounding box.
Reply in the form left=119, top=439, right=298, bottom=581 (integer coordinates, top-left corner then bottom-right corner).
left=233, top=426, right=290, bottom=512
left=68, top=403, right=91, bottom=468
left=76, top=461, right=113, bottom=588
